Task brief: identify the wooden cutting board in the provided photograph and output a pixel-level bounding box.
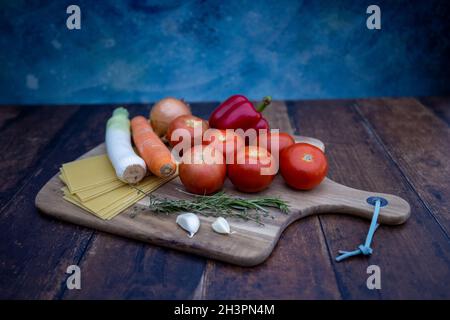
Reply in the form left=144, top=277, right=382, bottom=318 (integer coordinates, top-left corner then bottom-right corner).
left=35, top=136, right=410, bottom=266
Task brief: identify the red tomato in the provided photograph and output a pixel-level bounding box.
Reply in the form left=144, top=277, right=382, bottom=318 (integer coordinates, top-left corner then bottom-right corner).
left=227, top=146, right=276, bottom=193
left=203, top=128, right=245, bottom=162
left=166, top=115, right=209, bottom=148
left=179, top=145, right=226, bottom=195
left=252, top=132, right=295, bottom=158
left=280, top=143, right=328, bottom=190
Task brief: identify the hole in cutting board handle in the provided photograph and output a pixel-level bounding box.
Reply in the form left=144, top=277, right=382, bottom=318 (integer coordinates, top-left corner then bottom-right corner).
left=366, top=196, right=388, bottom=207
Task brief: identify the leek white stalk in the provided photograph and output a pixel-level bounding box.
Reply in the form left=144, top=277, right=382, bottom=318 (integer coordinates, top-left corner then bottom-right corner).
left=105, top=107, right=146, bottom=183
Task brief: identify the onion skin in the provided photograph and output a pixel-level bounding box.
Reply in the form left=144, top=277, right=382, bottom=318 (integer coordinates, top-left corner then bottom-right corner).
left=150, top=97, right=191, bottom=137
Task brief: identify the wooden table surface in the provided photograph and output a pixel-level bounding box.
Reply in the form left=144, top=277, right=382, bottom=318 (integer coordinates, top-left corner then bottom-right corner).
left=0, top=97, right=449, bottom=300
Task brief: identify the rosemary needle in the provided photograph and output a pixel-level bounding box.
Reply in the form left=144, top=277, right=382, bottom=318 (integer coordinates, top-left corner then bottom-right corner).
left=133, top=187, right=289, bottom=225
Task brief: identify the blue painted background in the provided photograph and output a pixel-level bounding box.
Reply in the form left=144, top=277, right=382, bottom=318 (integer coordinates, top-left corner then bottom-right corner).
left=0, top=0, right=449, bottom=105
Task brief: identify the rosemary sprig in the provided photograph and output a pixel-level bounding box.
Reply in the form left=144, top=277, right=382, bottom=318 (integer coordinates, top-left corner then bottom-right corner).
left=133, top=187, right=289, bottom=225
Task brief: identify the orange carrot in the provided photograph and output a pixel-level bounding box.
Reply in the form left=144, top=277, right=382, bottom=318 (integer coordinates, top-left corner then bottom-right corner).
left=131, top=116, right=177, bottom=177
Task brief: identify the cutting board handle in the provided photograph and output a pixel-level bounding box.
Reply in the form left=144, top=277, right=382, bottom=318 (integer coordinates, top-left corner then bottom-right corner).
left=301, top=178, right=411, bottom=225
left=292, top=136, right=409, bottom=225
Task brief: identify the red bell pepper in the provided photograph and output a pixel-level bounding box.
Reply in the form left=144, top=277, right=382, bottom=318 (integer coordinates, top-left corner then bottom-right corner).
left=208, top=95, right=271, bottom=131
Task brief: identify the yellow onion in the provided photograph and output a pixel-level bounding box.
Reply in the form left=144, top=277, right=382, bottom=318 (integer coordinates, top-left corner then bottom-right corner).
left=150, top=97, right=191, bottom=137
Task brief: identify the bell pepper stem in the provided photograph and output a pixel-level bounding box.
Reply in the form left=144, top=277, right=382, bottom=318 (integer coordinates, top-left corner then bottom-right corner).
left=256, top=96, right=272, bottom=113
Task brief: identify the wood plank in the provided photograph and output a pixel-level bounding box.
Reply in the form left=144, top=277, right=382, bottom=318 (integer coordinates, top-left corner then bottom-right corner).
left=62, top=103, right=217, bottom=299
left=203, top=218, right=342, bottom=299
left=0, top=106, right=22, bottom=129
left=288, top=99, right=450, bottom=299
left=202, top=101, right=341, bottom=299
left=6, top=99, right=447, bottom=299
left=0, top=106, right=79, bottom=207
left=0, top=105, right=111, bottom=299
left=418, top=96, right=450, bottom=126
left=62, top=234, right=206, bottom=299
left=356, top=98, right=450, bottom=236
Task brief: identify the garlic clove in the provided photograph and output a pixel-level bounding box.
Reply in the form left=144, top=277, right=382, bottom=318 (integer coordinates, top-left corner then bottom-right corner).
left=176, top=213, right=200, bottom=238
left=212, top=217, right=231, bottom=235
